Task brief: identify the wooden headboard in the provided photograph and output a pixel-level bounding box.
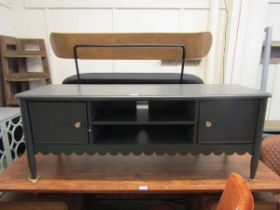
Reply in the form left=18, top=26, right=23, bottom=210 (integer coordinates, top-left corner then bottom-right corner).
left=50, top=32, right=212, bottom=60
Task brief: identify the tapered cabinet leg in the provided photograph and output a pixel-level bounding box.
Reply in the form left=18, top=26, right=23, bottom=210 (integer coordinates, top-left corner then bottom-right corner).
left=26, top=152, right=37, bottom=180
left=19, top=100, right=38, bottom=182
left=250, top=99, right=267, bottom=181
left=250, top=147, right=260, bottom=180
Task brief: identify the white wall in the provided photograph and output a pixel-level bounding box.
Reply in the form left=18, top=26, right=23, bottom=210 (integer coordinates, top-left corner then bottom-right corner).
left=0, top=0, right=15, bottom=36
left=264, top=2, right=280, bottom=121
left=11, top=0, right=228, bottom=84
left=232, top=0, right=269, bottom=89
left=0, top=0, right=15, bottom=106
left=5, top=0, right=279, bottom=121
left=11, top=0, right=271, bottom=88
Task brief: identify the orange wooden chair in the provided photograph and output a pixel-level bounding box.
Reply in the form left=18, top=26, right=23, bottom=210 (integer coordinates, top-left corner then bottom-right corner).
left=216, top=173, right=254, bottom=210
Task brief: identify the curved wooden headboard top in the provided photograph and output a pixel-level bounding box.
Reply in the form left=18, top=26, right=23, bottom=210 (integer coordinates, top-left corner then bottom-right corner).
left=50, top=32, right=212, bottom=60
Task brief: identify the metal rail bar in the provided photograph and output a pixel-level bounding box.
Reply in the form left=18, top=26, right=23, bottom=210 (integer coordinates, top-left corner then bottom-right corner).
left=73, top=44, right=186, bottom=84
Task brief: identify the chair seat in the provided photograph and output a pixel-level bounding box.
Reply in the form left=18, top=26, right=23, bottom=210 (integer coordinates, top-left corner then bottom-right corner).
left=62, top=73, right=204, bottom=84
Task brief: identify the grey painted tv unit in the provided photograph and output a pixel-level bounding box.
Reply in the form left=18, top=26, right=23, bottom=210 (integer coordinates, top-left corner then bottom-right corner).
left=17, top=84, right=271, bottom=181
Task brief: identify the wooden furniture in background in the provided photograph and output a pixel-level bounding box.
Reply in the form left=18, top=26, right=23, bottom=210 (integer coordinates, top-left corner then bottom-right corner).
left=0, top=36, right=51, bottom=106
left=0, top=153, right=280, bottom=193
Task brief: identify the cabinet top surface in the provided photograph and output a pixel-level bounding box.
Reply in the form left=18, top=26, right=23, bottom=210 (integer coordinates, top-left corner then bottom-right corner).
left=16, top=84, right=271, bottom=100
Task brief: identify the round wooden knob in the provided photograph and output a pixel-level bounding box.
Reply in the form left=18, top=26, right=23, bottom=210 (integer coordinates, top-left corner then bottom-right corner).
left=205, top=121, right=212, bottom=128
left=74, top=121, right=81, bottom=128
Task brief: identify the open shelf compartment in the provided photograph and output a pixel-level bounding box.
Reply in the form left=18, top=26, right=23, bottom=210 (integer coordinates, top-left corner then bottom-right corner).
left=90, top=100, right=196, bottom=124
left=92, top=124, right=194, bottom=145
left=148, top=101, right=196, bottom=122
left=91, top=101, right=137, bottom=122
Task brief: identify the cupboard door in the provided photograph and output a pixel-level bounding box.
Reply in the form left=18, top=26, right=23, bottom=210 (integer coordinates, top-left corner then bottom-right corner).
left=29, top=102, right=88, bottom=144
left=198, top=100, right=258, bottom=143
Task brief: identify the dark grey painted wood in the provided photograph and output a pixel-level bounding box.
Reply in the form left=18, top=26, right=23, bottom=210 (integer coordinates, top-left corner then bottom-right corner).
left=250, top=99, right=267, bottom=180
left=198, top=100, right=258, bottom=143
left=86, top=101, right=94, bottom=144
left=16, top=84, right=271, bottom=100
left=28, top=102, right=89, bottom=144
left=148, top=101, right=196, bottom=121
left=92, top=124, right=194, bottom=145
left=17, top=84, right=271, bottom=179
left=92, top=101, right=136, bottom=122
left=19, top=100, right=37, bottom=179
left=34, top=144, right=254, bottom=156
left=192, top=102, right=199, bottom=144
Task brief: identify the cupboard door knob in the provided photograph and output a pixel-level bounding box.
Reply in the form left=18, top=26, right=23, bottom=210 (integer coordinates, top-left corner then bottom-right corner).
left=74, top=121, right=81, bottom=128
left=205, top=121, right=212, bottom=128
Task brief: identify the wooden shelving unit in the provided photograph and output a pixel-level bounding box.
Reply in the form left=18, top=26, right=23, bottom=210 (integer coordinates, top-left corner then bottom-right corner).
left=0, top=36, right=51, bottom=106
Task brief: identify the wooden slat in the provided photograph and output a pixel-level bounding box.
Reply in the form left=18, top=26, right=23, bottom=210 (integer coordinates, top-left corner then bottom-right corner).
left=272, top=41, right=280, bottom=47
left=50, top=32, right=212, bottom=60
left=264, top=120, right=280, bottom=132
left=6, top=98, right=19, bottom=106
left=3, top=51, right=46, bottom=58
left=5, top=72, right=50, bottom=82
